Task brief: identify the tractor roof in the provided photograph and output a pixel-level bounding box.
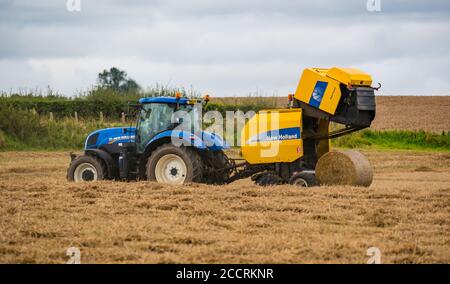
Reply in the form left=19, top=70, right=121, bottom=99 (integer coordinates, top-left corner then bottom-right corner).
left=139, top=97, right=192, bottom=105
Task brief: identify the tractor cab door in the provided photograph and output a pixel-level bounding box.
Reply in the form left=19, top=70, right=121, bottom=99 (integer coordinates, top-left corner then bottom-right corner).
left=136, top=103, right=176, bottom=153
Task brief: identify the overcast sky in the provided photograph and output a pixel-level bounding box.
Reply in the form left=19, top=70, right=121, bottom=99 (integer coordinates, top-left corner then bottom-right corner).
left=0, top=0, right=449, bottom=97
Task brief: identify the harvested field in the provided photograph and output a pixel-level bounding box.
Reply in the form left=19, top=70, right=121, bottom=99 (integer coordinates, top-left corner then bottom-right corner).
left=0, top=150, right=449, bottom=263
left=371, top=96, right=450, bottom=133
left=216, top=96, right=450, bottom=133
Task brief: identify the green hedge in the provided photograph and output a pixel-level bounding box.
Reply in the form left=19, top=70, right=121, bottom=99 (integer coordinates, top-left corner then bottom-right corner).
left=1, top=103, right=448, bottom=151
left=0, top=105, right=122, bottom=150
left=0, top=96, right=267, bottom=119
left=0, top=97, right=126, bottom=118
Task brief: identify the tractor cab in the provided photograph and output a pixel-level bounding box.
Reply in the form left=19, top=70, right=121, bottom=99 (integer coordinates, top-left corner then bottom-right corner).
left=135, top=97, right=202, bottom=153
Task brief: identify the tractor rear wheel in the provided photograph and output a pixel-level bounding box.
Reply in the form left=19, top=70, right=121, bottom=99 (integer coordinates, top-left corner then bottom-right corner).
left=67, top=155, right=106, bottom=182
left=146, top=144, right=203, bottom=185
left=203, top=150, right=233, bottom=184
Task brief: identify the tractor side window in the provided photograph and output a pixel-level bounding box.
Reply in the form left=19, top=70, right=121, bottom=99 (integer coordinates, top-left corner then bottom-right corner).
left=138, top=103, right=177, bottom=148
left=137, top=103, right=196, bottom=152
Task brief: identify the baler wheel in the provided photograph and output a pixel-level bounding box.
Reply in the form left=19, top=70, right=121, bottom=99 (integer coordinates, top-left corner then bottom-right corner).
left=253, top=172, right=283, bottom=186
left=289, top=172, right=318, bottom=187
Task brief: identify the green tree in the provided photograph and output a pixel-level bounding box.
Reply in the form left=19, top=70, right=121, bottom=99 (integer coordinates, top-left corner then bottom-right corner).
left=98, top=67, right=140, bottom=93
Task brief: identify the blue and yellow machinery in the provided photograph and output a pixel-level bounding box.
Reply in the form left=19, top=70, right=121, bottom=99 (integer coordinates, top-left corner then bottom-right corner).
left=238, top=67, right=377, bottom=186
left=68, top=67, right=378, bottom=187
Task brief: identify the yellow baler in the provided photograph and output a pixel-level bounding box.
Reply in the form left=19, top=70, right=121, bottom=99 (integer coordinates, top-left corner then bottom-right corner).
left=239, top=67, right=378, bottom=187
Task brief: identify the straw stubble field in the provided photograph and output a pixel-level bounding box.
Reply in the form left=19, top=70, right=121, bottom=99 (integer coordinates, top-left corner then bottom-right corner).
left=0, top=150, right=449, bottom=263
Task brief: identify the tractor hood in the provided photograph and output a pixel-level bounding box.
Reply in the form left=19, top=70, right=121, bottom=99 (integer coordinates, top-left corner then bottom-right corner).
left=85, top=127, right=136, bottom=149
left=85, top=127, right=228, bottom=151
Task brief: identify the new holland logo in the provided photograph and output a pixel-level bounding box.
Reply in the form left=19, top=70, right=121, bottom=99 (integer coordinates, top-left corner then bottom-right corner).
left=246, top=127, right=301, bottom=144
left=312, top=88, right=322, bottom=101
left=108, top=135, right=135, bottom=144
left=309, top=81, right=328, bottom=108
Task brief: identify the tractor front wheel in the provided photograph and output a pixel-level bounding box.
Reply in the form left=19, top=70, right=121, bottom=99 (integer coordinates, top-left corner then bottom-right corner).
left=67, top=155, right=106, bottom=182
left=146, top=144, right=203, bottom=185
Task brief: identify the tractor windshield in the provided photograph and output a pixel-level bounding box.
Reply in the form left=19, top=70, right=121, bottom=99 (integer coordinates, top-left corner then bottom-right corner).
left=137, top=103, right=195, bottom=152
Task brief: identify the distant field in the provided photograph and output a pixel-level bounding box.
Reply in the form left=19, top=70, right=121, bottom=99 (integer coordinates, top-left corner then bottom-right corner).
left=0, top=150, right=449, bottom=263
left=371, top=96, right=450, bottom=133
left=215, top=96, right=450, bottom=133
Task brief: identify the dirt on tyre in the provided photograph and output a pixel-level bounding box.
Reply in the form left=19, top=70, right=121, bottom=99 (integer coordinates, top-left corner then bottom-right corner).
left=67, top=155, right=106, bottom=182
left=146, top=144, right=203, bottom=185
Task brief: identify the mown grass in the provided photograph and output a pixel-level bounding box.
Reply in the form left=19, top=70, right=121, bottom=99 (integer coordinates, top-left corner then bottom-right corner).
left=0, top=151, right=449, bottom=263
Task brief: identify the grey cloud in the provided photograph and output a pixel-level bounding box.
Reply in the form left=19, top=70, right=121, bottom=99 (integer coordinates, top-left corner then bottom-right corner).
left=2, top=15, right=448, bottom=63
left=0, top=0, right=449, bottom=96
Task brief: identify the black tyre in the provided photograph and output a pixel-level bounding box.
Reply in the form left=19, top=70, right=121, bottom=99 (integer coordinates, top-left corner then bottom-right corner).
left=67, top=155, right=106, bottom=182
left=146, top=144, right=203, bottom=185
left=253, top=172, right=282, bottom=186
left=203, top=150, right=232, bottom=184
left=289, top=172, right=318, bottom=187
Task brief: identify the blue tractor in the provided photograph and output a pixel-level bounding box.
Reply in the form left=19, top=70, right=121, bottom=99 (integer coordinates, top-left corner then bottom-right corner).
left=67, top=97, right=233, bottom=185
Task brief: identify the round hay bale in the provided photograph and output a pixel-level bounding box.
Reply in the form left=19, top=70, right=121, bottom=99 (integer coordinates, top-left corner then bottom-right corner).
left=315, top=150, right=373, bottom=187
